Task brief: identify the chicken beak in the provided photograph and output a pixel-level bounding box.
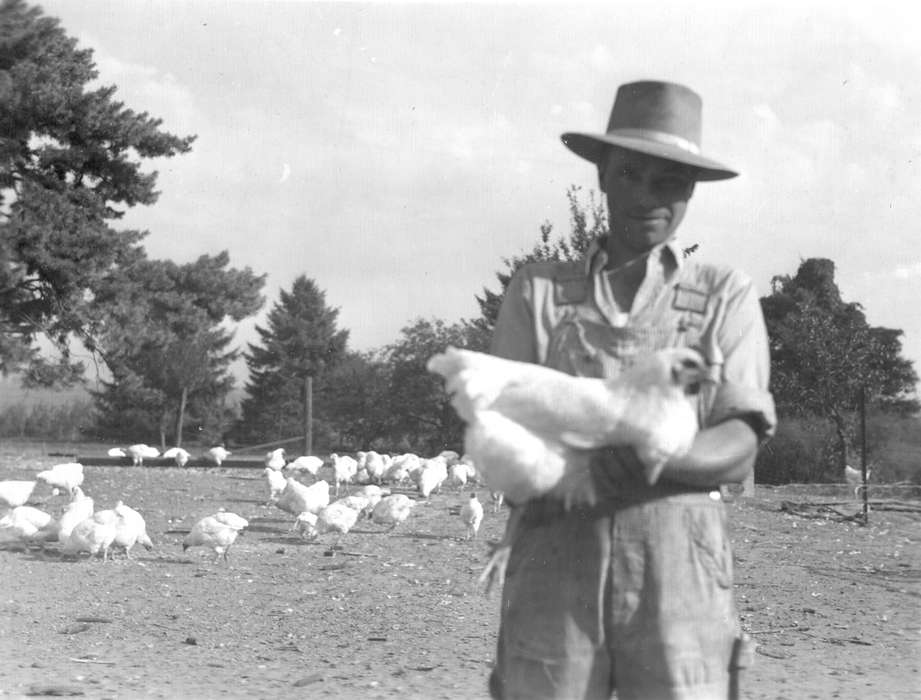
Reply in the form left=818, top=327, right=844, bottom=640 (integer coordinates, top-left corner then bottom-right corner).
left=672, top=358, right=705, bottom=395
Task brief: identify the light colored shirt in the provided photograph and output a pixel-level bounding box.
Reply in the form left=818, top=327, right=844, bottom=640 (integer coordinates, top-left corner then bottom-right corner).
left=490, top=237, right=776, bottom=440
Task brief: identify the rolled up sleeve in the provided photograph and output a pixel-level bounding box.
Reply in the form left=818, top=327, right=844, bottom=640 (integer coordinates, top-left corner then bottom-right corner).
left=704, top=273, right=777, bottom=441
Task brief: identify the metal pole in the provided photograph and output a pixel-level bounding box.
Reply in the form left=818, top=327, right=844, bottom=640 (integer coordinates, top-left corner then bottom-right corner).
left=859, top=385, right=868, bottom=524
left=305, top=375, right=313, bottom=456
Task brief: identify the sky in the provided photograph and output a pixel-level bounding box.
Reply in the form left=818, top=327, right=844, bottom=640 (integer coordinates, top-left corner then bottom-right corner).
left=30, top=0, right=921, bottom=391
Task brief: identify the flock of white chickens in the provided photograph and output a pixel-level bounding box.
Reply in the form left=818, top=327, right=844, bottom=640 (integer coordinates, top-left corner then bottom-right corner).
left=0, top=447, right=491, bottom=565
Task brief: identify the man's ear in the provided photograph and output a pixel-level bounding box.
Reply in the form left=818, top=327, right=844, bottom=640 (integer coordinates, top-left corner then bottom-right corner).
left=597, top=162, right=607, bottom=193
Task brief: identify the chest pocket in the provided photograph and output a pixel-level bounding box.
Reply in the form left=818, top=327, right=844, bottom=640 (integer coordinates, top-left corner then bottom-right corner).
left=546, top=314, right=673, bottom=379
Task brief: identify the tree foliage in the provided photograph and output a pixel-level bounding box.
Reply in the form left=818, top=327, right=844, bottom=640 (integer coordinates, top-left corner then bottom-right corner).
left=761, top=258, right=918, bottom=472
left=237, top=276, right=348, bottom=444
left=0, top=0, right=195, bottom=385
left=473, top=185, right=606, bottom=338
left=380, top=317, right=480, bottom=454
left=88, top=252, right=264, bottom=445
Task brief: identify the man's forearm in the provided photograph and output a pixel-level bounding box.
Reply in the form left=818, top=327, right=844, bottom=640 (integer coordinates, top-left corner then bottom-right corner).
left=661, top=418, right=759, bottom=487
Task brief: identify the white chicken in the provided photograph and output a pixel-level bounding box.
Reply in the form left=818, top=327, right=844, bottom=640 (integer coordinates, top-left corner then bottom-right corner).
left=0, top=506, right=59, bottom=550
left=352, top=484, right=390, bottom=510
left=359, top=451, right=387, bottom=484
left=418, top=456, right=448, bottom=498
left=331, top=494, right=373, bottom=518
left=36, top=462, right=84, bottom=496
left=329, top=454, right=358, bottom=496
left=427, top=345, right=707, bottom=592
left=287, top=455, right=324, bottom=477
left=204, top=445, right=232, bottom=466
left=112, top=502, right=154, bottom=558
left=264, top=467, right=288, bottom=504
left=265, top=448, right=287, bottom=470
left=162, top=446, right=192, bottom=468
left=61, top=510, right=119, bottom=561
left=275, top=478, right=330, bottom=518
left=386, top=453, right=421, bottom=484
left=302, top=500, right=363, bottom=547
left=844, top=464, right=871, bottom=499
left=126, top=444, right=160, bottom=467
left=427, top=345, right=706, bottom=507
left=183, top=511, right=248, bottom=563
left=449, top=461, right=475, bottom=487
left=490, top=491, right=505, bottom=513
left=57, top=487, right=95, bottom=542
left=0, top=480, right=37, bottom=508
left=370, top=494, right=417, bottom=530
left=460, top=492, right=484, bottom=541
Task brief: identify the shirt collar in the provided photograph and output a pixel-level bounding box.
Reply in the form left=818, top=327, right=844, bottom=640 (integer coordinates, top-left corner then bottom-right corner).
left=584, top=236, right=684, bottom=277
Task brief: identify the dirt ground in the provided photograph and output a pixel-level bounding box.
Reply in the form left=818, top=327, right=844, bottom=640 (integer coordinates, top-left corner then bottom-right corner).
left=0, top=449, right=918, bottom=700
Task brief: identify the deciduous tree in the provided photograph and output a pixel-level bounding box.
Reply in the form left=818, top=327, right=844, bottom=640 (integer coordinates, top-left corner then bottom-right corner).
left=761, top=258, right=918, bottom=474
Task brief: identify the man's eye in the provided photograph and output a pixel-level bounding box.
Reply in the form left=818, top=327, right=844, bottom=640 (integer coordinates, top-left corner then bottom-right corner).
left=657, top=177, right=690, bottom=190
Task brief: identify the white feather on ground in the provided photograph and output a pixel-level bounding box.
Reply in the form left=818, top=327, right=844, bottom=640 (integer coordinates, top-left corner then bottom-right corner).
left=36, top=463, right=84, bottom=496
left=370, top=494, right=417, bottom=530
left=183, top=512, right=248, bottom=563
left=459, top=492, right=484, bottom=541
left=0, top=480, right=37, bottom=508
left=275, top=478, right=330, bottom=517
left=61, top=510, right=119, bottom=561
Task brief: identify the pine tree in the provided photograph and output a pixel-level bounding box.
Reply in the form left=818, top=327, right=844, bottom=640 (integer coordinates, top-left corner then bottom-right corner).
left=0, top=0, right=195, bottom=384
left=238, top=276, right=348, bottom=444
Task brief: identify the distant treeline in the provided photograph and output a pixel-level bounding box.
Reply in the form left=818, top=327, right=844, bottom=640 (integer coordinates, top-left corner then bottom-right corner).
left=1, top=399, right=918, bottom=486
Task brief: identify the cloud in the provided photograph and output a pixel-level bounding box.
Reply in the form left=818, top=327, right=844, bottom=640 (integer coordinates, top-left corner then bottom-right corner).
left=894, top=262, right=921, bottom=280
left=76, top=31, right=205, bottom=137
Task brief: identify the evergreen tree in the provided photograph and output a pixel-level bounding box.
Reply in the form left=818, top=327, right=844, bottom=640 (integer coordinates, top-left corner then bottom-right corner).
left=238, top=276, right=348, bottom=444
left=0, top=0, right=195, bottom=385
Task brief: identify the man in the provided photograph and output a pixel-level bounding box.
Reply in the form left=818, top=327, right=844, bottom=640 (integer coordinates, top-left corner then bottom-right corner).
left=488, top=81, right=776, bottom=699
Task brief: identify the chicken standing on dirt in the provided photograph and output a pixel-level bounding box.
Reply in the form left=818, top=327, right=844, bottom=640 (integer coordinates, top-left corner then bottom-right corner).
left=460, top=492, right=484, bottom=541
left=0, top=480, right=37, bottom=508
left=61, top=509, right=120, bottom=561
left=183, top=512, right=248, bottom=564
left=427, top=345, right=708, bottom=589
left=0, top=505, right=58, bottom=550
left=112, top=502, right=154, bottom=558
left=36, top=462, right=84, bottom=496
left=370, top=494, right=417, bottom=531
left=275, top=478, right=330, bottom=518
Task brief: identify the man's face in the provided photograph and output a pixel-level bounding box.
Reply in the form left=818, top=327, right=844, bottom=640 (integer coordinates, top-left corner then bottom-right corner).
left=599, top=147, right=698, bottom=252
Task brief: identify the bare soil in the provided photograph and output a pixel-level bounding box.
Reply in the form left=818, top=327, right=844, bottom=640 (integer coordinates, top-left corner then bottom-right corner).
left=1, top=448, right=918, bottom=700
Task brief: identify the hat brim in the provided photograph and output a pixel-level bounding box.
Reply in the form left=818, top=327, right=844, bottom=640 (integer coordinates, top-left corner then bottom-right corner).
left=561, top=132, right=738, bottom=181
